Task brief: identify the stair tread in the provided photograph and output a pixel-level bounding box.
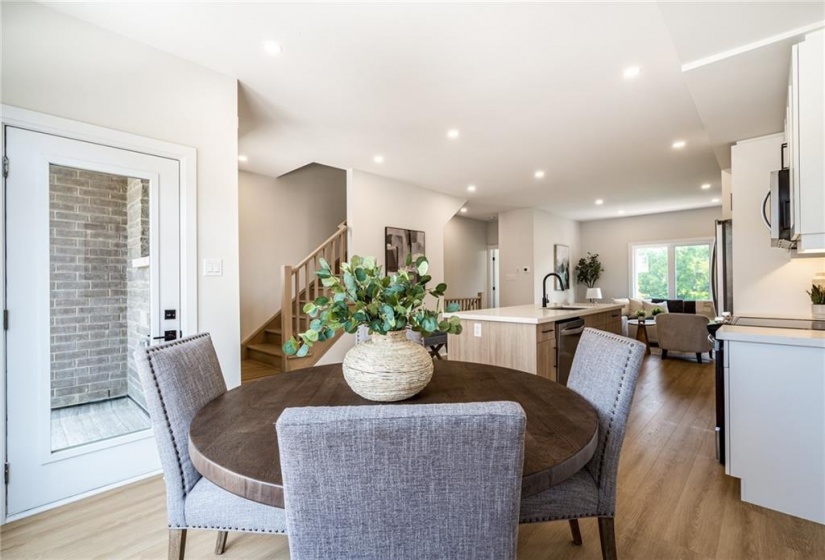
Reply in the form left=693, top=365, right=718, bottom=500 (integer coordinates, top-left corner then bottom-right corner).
left=247, top=343, right=284, bottom=357
left=264, top=328, right=282, bottom=335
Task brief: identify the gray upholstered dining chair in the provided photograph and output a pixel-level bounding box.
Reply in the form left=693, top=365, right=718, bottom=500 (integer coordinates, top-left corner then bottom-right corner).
left=519, top=328, right=645, bottom=560
left=135, top=333, right=287, bottom=560
left=276, top=402, right=526, bottom=560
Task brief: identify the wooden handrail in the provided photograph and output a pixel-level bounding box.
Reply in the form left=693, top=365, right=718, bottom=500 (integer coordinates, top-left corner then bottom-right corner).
left=445, top=292, right=483, bottom=311
left=282, top=221, right=348, bottom=356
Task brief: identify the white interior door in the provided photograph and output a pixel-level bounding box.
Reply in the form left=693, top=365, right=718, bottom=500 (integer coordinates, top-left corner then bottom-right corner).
left=5, top=126, right=181, bottom=517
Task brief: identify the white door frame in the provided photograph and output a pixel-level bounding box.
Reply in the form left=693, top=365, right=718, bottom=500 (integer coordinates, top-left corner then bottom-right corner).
left=0, top=105, right=198, bottom=524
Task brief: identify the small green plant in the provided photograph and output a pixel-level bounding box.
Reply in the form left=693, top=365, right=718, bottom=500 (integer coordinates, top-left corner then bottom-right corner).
left=635, top=310, right=647, bottom=319
left=283, top=255, right=463, bottom=358
left=575, top=253, right=604, bottom=288
left=807, top=284, right=825, bottom=304
left=651, top=307, right=665, bottom=316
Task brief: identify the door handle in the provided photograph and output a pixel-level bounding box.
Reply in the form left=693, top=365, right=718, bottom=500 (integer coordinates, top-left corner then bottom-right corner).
left=151, top=330, right=178, bottom=342
left=561, top=326, right=585, bottom=336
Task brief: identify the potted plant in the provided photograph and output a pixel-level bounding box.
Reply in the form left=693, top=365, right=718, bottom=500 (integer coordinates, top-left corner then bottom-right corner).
left=808, top=284, right=825, bottom=319
left=651, top=307, right=665, bottom=317
left=283, top=254, right=462, bottom=401
left=635, top=310, right=647, bottom=323
left=575, top=252, right=604, bottom=289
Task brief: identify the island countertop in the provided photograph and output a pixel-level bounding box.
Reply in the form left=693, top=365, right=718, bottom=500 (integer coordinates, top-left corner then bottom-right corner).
left=444, top=303, right=624, bottom=325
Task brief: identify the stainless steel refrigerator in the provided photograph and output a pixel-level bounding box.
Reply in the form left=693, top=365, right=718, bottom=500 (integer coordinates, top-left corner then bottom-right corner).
left=711, top=219, right=733, bottom=316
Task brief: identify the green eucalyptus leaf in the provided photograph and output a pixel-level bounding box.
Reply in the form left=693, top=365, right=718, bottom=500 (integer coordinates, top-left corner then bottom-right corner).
left=351, top=255, right=362, bottom=268
left=315, top=296, right=329, bottom=306
left=319, top=257, right=330, bottom=270
left=446, top=302, right=460, bottom=313
left=303, top=302, right=316, bottom=314
left=321, top=276, right=337, bottom=287
left=305, top=329, right=319, bottom=342
left=283, top=338, right=299, bottom=355
left=355, top=267, right=367, bottom=282
left=405, top=253, right=413, bottom=266
left=296, top=344, right=310, bottom=358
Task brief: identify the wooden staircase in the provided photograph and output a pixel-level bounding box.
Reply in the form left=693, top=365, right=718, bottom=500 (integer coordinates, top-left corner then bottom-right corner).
left=242, top=221, right=348, bottom=377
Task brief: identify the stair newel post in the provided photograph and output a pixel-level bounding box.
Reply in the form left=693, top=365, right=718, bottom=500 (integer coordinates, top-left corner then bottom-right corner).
left=282, top=265, right=294, bottom=370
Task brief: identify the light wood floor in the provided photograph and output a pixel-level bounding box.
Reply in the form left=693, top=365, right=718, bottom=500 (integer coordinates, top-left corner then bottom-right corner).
left=241, top=359, right=282, bottom=383
left=4, top=354, right=824, bottom=559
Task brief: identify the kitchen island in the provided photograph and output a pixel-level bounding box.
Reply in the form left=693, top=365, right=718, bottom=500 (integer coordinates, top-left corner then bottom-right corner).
left=445, top=303, right=623, bottom=382
left=718, top=323, right=825, bottom=524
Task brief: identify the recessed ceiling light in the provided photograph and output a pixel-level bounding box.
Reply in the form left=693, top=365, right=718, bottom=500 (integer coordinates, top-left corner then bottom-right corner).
left=262, top=41, right=283, bottom=56
left=701, top=183, right=712, bottom=190
left=238, top=155, right=248, bottom=163
left=623, top=65, right=641, bottom=79
left=672, top=140, right=686, bottom=149
left=618, top=210, right=626, bottom=215
left=460, top=207, right=468, bottom=214
left=447, top=129, right=460, bottom=140
left=711, top=198, right=720, bottom=203
left=467, top=185, right=477, bottom=192
left=373, top=155, right=384, bottom=164
left=595, top=199, right=604, bottom=205
left=534, top=170, right=545, bottom=179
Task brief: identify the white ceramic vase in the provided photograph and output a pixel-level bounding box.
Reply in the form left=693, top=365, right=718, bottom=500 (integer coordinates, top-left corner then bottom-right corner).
left=813, top=304, right=825, bottom=320
left=342, top=330, right=434, bottom=402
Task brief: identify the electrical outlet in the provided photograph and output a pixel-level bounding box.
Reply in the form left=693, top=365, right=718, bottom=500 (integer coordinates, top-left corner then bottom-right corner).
left=473, top=323, right=482, bottom=337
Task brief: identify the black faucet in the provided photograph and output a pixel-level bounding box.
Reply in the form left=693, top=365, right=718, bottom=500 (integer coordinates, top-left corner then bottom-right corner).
left=542, top=272, right=565, bottom=308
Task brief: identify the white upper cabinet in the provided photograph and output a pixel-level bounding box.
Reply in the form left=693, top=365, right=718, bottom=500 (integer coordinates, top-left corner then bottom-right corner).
left=788, top=30, right=825, bottom=254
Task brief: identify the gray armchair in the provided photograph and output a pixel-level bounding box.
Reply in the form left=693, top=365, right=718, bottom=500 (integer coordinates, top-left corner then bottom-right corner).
left=655, top=313, right=713, bottom=363
left=135, top=334, right=287, bottom=560
left=277, top=402, right=526, bottom=560
left=519, top=329, right=645, bottom=560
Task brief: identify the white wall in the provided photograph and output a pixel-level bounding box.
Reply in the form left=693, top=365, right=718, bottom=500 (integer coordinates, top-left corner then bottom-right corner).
left=1, top=3, right=242, bottom=384
left=316, top=169, right=465, bottom=364
left=498, top=208, right=535, bottom=307
left=487, top=220, right=499, bottom=245
left=533, top=209, right=580, bottom=306
left=580, top=207, right=721, bottom=302
left=346, top=170, right=466, bottom=286
left=239, top=165, right=346, bottom=339
left=731, top=134, right=825, bottom=317
left=443, top=216, right=488, bottom=302
left=498, top=208, right=580, bottom=306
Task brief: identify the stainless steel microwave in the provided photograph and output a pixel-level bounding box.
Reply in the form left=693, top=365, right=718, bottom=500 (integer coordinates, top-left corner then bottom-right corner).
left=762, top=145, right=797, bottom=249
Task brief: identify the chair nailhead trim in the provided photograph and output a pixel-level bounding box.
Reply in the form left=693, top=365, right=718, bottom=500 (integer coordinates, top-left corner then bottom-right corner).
left=169, top=524, right=286, bottom=534
left=146, top=333, right=212, bottom=501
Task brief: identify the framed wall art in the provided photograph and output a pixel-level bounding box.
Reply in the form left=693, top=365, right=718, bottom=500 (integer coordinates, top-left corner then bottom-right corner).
left=554, top=244, right=570, bottom=291
left=385, top=227, right=425, bottom=273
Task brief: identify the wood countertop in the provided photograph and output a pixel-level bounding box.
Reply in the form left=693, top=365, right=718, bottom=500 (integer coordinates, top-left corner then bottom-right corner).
left=444, top=303, right=624, bottom=325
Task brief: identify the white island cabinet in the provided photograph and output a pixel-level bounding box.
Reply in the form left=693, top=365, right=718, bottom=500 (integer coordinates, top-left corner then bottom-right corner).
left=718, top=325, right=825, bottom=524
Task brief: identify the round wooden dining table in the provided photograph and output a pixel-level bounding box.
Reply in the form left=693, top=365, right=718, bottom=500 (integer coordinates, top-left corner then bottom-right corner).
left=189, top=360, right=599, bottom=508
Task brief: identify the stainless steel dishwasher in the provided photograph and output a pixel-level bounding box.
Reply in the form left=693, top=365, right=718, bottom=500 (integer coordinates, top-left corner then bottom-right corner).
left=555, top=317, right=585, bottom=385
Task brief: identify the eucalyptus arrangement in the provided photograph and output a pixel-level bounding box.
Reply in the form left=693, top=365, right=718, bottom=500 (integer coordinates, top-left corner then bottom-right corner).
left=283, top=255, right=463, bottom=358
left=575, top=252, right=604, bottom=288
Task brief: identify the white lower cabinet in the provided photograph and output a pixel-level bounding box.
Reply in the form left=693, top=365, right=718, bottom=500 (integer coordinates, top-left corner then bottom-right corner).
left=725, top=339, right=825, bottom=523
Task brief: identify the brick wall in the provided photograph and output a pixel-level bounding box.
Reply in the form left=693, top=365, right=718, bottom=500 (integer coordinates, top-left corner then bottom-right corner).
left=50, top=165, right=129, bottom=408
left=126, top=177, right=150, bottom=411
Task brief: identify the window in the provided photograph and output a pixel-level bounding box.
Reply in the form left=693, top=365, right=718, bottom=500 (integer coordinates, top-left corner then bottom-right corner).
left=630, top=240, right=712, bottom=301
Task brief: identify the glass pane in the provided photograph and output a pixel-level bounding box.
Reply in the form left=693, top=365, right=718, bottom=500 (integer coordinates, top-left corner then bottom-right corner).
left=49, top=164, right=151, bottom=452
left=634, top=246, right=668, bottom=299
left=675, top=244, right=711, bottom=301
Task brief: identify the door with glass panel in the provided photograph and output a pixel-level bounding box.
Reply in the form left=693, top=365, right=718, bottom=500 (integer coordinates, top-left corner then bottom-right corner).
left=5, top=126, right=180, bottom=516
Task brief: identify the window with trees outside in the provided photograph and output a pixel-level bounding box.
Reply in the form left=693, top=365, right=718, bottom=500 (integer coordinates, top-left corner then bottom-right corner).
left=631, top=240, right=712, bottom=301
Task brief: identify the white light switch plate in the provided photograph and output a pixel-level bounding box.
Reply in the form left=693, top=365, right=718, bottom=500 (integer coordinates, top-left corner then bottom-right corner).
left=473, top=323, right=482, bottom=337
left=203, top=258, right=223, bottom=276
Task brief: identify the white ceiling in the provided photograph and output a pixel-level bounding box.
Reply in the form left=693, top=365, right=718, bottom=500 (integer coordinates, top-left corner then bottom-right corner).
left=41, top=1, right=824, bottom=222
